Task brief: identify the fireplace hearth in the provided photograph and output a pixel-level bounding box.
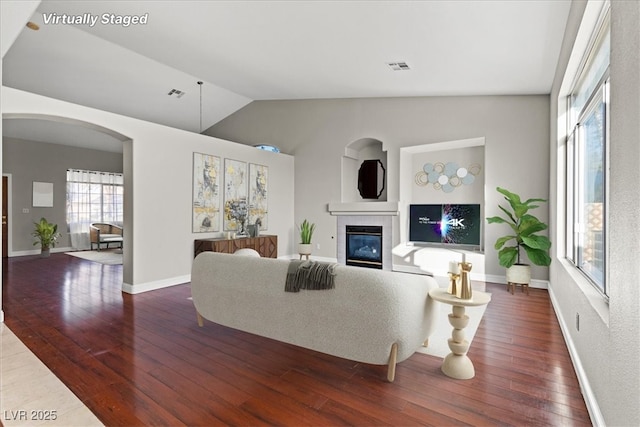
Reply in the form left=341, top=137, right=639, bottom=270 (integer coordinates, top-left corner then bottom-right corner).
left=346, top=225, right=383, bottom=269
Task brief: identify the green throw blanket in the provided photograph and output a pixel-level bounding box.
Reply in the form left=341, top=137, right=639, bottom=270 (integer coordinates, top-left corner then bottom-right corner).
left=285, top=260, right=338, bottom=292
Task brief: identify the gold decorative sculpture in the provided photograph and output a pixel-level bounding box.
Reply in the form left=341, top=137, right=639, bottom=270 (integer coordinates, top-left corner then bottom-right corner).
left=458, top=262, right=473, bottom=300
left=447, top=261, right=460, bottom=295
left=447, top=272, right=460, bottom=295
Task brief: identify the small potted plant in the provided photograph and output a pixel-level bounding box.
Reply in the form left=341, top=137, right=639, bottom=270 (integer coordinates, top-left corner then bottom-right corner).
left=297, top=219, right=315, bottom=257
left=32, top=217, right=61, bottom=258
left=486, top=187, right=552, bottom=285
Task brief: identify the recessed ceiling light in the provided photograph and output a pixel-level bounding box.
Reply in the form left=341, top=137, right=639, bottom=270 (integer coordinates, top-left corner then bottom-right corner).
left=26, top=21, right=40, bottom=31
left=387, top=62, right=410, bottom=71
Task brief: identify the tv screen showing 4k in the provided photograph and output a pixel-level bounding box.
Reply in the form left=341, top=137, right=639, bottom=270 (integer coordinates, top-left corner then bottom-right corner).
left=409, top=204, right=481, bottom=247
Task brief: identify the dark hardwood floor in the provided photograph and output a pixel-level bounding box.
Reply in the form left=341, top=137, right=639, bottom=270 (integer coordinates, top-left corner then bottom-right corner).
left=2, top=253, right=591, bottom=426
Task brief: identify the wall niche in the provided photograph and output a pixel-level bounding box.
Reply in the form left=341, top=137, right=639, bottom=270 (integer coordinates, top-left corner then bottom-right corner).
left=341, top=138, right=387, bottom=202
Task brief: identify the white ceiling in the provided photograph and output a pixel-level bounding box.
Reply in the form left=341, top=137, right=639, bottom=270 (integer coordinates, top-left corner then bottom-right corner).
left=2, top=0, right=572, bottom=151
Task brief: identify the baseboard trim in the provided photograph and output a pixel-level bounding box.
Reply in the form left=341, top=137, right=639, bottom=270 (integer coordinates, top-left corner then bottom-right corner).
left=548, top=284, right=604, bottom=426
left=122, top=274, right=191, bottom=294
left=482, top=274, right=549, bottom=289
left=10, top=247, right=74, bottom=257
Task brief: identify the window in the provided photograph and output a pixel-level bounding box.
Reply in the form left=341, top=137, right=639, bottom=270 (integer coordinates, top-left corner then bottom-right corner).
left=566, top=9, right=610, bottom=296
left=254, top=144, right=280, bottom=153
left=66, top=169, right=124, bottom=249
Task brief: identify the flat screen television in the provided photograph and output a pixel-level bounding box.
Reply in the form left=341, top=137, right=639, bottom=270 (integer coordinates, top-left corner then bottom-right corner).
left=409, top=204, right=481, bottom=247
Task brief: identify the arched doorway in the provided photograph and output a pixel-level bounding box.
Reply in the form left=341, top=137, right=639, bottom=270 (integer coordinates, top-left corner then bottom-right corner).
left=1, top=114, right=133, bottom=312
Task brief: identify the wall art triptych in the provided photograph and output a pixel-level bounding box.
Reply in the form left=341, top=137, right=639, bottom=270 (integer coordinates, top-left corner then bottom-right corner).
left=192, top=152, right=268, bottom=234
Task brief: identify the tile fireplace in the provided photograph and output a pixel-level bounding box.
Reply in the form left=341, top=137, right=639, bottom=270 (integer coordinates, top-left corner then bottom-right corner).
left=334, top=213, right=394, bottom=270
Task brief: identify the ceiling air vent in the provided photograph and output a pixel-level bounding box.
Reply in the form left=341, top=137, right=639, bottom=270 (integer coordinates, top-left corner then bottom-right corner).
left=387, top=62, right=410, bottom=71
left=168, top=88, right=186, bottom=98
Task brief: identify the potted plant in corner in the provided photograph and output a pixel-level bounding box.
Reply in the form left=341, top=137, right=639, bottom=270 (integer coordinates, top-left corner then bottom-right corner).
left=32, top=217, right=61, bottom=258
left=486, top=187, right=552, bottom=286
left=297, top=219, right=315, bottom=258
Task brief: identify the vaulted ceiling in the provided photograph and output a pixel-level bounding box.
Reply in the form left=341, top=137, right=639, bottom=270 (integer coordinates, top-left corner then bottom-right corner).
left=2, top=0, right=571, bottom=151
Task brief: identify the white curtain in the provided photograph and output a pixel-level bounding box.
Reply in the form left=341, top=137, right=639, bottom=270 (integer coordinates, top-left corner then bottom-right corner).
left=67, top=169, right=124, bottom=250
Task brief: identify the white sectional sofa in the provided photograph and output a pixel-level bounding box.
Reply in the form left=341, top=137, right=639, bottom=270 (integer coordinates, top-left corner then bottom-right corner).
left=191, top=252, right=439, bottom=381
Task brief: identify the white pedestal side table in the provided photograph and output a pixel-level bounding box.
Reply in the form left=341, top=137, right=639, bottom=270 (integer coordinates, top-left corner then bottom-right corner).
left=428, top=288, right=491, bottom=380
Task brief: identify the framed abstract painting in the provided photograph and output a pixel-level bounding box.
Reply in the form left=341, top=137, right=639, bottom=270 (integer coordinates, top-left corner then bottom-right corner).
left=223, top=158, right=248, bottom=233
left=248, top=163, right=268, bottom=230
left=192, top=152, right=221, bottom=232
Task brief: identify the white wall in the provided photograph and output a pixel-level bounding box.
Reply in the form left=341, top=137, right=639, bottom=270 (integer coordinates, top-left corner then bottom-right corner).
left=1, top=87, right=295, bottom=293
left=208, top=95, right=550, bottom=281
left=549, top=1, right=640, bottom=425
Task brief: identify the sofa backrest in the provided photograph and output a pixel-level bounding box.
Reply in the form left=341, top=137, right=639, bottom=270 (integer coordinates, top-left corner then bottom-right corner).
left=191, top=252, right=439, bottom=364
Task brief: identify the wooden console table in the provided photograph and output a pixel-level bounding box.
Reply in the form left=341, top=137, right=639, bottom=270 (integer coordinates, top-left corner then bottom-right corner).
left=194, top=235, right=278, bottom=258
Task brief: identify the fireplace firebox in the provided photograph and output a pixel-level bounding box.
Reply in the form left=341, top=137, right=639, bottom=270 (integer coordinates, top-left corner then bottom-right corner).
left=346, top=225, right=383, bottom=269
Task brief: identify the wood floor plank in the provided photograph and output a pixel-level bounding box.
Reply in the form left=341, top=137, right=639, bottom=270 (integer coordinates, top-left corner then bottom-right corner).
left=2, top=254, right=591, bottom=426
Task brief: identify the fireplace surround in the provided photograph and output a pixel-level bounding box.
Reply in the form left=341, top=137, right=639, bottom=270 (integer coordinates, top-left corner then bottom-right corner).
left=335, top=214, right=393, bottom=270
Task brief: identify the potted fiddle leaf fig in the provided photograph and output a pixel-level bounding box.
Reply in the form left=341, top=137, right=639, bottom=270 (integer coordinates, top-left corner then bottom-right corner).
left=486, top=187, right=552, bottom=285
left=32, top=217, right=61, bottom=258
left=297, top=219, right=315, bottom=256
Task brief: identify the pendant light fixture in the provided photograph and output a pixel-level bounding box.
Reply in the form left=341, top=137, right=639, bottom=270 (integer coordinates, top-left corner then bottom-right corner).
left=197, top=80, right=203, bottom=133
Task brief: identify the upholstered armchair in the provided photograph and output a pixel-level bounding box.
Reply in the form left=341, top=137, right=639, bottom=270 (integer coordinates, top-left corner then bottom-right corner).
left=89, top=223, right=123, bottom=251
